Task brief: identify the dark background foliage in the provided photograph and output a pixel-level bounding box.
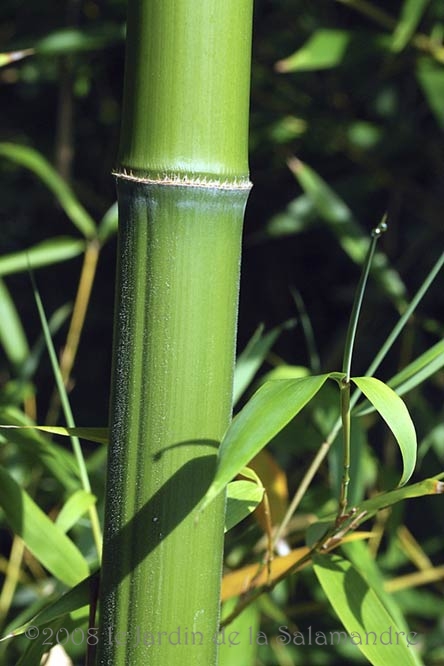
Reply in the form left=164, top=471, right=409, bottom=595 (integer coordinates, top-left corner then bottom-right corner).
left=0, top=1, right=443, bottom=664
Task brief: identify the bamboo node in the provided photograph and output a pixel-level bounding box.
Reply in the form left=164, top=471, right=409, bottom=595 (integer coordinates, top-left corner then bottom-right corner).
left=112, top=169, right=252, bottom=191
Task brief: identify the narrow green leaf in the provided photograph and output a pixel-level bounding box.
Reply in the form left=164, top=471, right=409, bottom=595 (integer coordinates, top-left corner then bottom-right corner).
left=0, top=278, right=30, bottom=368
left=35, top=23, right=124, bottom=55
left=98, top=201, right=119, bottom=243
left=352, top=376, right=417, bottom=486
left=342, top=540, right=423, bottom=664
left=313, top=553, right=420, bottom=666
left=0, top=466, right=89, bottom=587
left=233, top=320, right=295, bottom=405
left=355, top=340, right=444, bottom=417
left=417, top=58, right=444, bottom=129
left=391, top=0, right=430, bottom=52
left=0, top=407, right=80, bottom=490
left=264, top=194, right=316, bottom=238
left=0, top=143, right=96, bottom=238
left=201, top=374, right=330, bottom=510
left=55, top=490, right=97, bottom=533
left=355, top=475, right=443, bottom=518
left=0, top=424, right=109, bottom=446
left=2, top=573, right=97, bottom=641
left=0, top=237, right=85, bottom=277
left=225, top=480, right=264, bottom=533
left=316, top=476, right=444, bottom=531
left=276, top=30, right=351, bottom=72
left=31, top=276, right=102, bottom=555
left=288, top=158, right=406, bottom=306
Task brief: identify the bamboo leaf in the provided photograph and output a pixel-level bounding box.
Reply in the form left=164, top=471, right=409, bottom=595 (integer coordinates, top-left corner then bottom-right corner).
left=0, top=278, right=30, bottom=368
left=35, top=23, right=124, bottom=55
left=276, top=30, right=351, bottom=72
left=0, top=466, right=90, bottom=587
left=388, top=340, right=444, bottom=390
left=0, top=407, right=80, bottom=491
left=2, top=573, right=97, bottom=641
left=391, top=0, right=430, bottom=52
left=342, top=539, right=424, bottom=662
left=225, top=480, right=264, bottom=533
left=313, top=553, right=420, bottom=666
left=288, top=158, right=406, bottom=306
left=201, top=374, right=330, bottom=510
left=354, top=340, right=444, bottom=416
left=98, top=201, right=119, bottom=244
left=352, top=376, right=417, bottom=486
left=0, top=143, right=96, bottom=238
left=355, top=475, right=444, bottom=518
left=0, top=424, right=109, bottom=445
left=55, top=490, right=97, bottom=534
left=0, top=237, right=85, bottom=277
left=233, top=320, right=295, bottom=405
left=417, top=58, right=444, bottom=129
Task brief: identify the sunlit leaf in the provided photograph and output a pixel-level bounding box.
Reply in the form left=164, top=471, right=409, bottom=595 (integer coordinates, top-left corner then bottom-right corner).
left=352, top=376, right=417, bottom=486
left=0, top=424, right=109, bottom=446
left=200, top=374, right=330, bottom=510
left=55, top=490, right=97, bottom=534
left=0, top=48, right=34, bottom=67
left=391, top=0, right=430, bottom=52
left=225, top=480, right=264, bottom=533
left=330, top=475, right=444, bottom=525
left=0, top=278, right=30, bottom=368
left=276, top=30, right=351, bottom=72
left=0, top=466, right=89, bottom=587
left=221, top=547, right=310, bottom=601
left=313, top=553, right=420, bottom=666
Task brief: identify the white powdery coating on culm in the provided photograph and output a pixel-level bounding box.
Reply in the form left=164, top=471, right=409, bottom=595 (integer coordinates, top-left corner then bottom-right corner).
left=113, top=168, right=252, bottom=191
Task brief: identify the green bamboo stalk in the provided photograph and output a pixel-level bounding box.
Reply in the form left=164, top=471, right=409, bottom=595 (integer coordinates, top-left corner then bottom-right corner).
left=97, top=2, right=253, bottom=665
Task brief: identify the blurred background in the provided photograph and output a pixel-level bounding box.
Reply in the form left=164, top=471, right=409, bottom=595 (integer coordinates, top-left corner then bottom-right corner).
left=0, top=1, right=443, bottom=664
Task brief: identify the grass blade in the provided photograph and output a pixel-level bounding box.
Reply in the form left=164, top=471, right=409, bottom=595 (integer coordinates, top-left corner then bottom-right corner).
left=275, top=29, right=351, bottom=72
left=0, top=238, right=85, bottom=277
left=225, top=480, right=264, bottom=533
left=0, top=466, right=89, bottom=588
left=0, top=279, right=30, bottom=369
left=313, top=553, right=421, bottom=666
left=0, top=143, right=96, bottom=238
left=201, top=374, right=330, bottom=510
left=30, top=273, right=102, bottom=556
left=55, top=490, right=97, bottom=534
